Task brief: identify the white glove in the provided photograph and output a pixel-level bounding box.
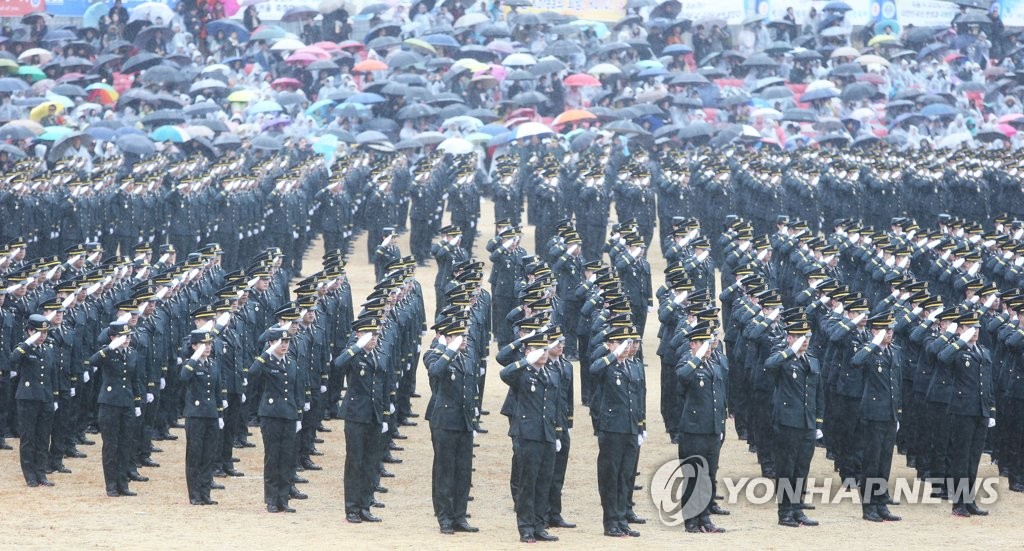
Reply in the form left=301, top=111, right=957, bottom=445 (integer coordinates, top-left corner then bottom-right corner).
left=896, top=421, right=900, bottom=432
left=637, top=433, right=644, bottom=446
left=984, top=295, right=997, bottom=309
left=320, top=385, right=327, bottom=394
left=694, top=341, right=710, bottom=360
left=472, top=430, right=478, bottom=439
left=356, top=332, right=373, bottom=350
left=83, top=371, right=90, bottom=383
left=222, top=399, right=229, bottom=409
left=146, top=393, right=154, bottom=403
left=381, top=422, right=388, bottom=434
left=961, top=327, right=977, bottom=344
left=815, top=429, right=823, bottom=440
left=871, top=330, right=886, bottom=346
left=9, top=371, right=15, bottom=378
left=566, top=244, right=578, bottom=255
left=389, top=403, right=396, bottom=414
left=296, top=420, right=302, bottom=433
left=243, top=378, right=248, bottom=387
left=108, top=335, right=127, bottom=350
left=134, top=407, right=142, bottom=417
left=25, top=332, right=43, bottom=346
left=70, top=387, right=76, bottom=397
left=53, top=401, right=59, bottom=412
left=832, top=303, right=844, bottom=315
left=912, top=307, right=923, bottom=316
left=191, top=345, right=208, bottom=363
left=851, top=313, right=866, bottom=326
left=696, top=250, right=709, bottom=263
left=446, top=335, right=463, bottom=351
left=789, top=336, right=806, bottom=355
left=946, top=323, right=958, bottom=335
left=988, top=417, right=996, bottom=428
left=819, top=296, right=829, bottom=305
left=673, top=291, right=687, bottom=305
left=303, top=402, right=310, bottom=412
left=526, top=348, right=546, bottom=364
left=218, top=418, right=225, bottom=430
left=502, top=238, right=514, bottom=249
left=265, top=340, right=282, bottom=356
left=159, top=377, right=164, bottom=389
left=927, top=309, right=939, bottom=322
left=612, top=340, right=630, bottom=359
left=555, top=439, right=562, bottom=452
left=587, top=274, right=596, bottom=283
left=241, top=393, right=246, bottom=403
left=380, top=235, right=392, bottom=247
left=766, top=308, right=780, bottom=322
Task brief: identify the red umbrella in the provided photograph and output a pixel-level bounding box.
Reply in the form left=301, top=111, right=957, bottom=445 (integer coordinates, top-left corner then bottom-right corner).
left=338, top=40, right=366, bottom=52
left=563, top=73, right=601, bottom=87
left=272, top=77, right=303, bottom=90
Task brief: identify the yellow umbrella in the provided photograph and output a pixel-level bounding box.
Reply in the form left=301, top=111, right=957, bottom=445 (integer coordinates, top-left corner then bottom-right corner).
left=0, top=59, right=17, bottom=73
left=452, top=58, right=488, bottom=73
left=226, top=89, right=255, bottom=103
left=404, top=38, right=437, bottom=55
left=29, top=101, right=64, bottom=122
left=868, top=34, right=898, bottom=47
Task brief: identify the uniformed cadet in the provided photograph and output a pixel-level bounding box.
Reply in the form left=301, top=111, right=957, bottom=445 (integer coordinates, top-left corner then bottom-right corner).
left=590, top=326, right=646, bottom=538
left=180, top=330, right=224, bottom=505
left=545, top=326, right=576, bottom=530
left=500, top=331, right=560, bottom=543
left=89, top=320, right=141, bottom=497
left=10, top=314, right=55, bottom=487
left=851, top=312, right=902, bottom=522
left=676, top=321, right=728, bottom=533
left=249, top=327, right=301, bottom=513
left=42, top=297, right=81, bottom=476
left=764, top=316, right=822, bottom=528
left=334, top=316, right=387, bottom=523
left=425, top=319, right=478, bottom=535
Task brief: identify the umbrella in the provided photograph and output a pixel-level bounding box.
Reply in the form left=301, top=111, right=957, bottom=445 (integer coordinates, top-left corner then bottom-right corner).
left=437, top=137, right=475, bottom=154
left=247, top=100, right=285, bottom=114
left=251, top=134, right=284, bottom=150
left=588, top=63, right=622, bottom=76
left=605, top=120, right=649, bottom=135
left=140, top=65, right=186, bottom=85
left=271, top=38, right=305, bottom=51
left=149, top=125, right=191, bottom=143
left=397, top=103, right=438, bottom=119
left=0, top=143, right=25, bottom=158
left=782, top=108, right=818, bottom=122
left=226, top=90, right=256, bottom=103
left=353, top=59, right=388, bottom=72
left=51, top=84, right=86, bottom=98
left=250, top=26, right=288, bottom=42
left=455, top=13, right=490, bottom=28
left=18, top=48, right=53, bottom=65
left=503, top=53, right=537, bottom=67
left=741, top=53, right=778, bottom=68
left=751, top=107, right=783, bottom=119
left=512, top=91, right=548, bottom=106
left=190, top=79, right=228, bottom=94
left=0, top=77, right=28, bottom=93
left=841, top=82, right=877, bottom=102
left=831, top=46, right=859, bottom=59
left=281, top=6, right=319, bottom=22
left=678, top=122, right=714, bottom=140
left=29, top=102, right=63, bottom=122
left=553, top=109, right=596, bottom=125
left=142, top=109, right=186, bottom=126
left=206, top=19, right=249, bottom=42
left=116, top=134, right=156, bottom=155
left=39, top=126, right=74, bottom=141
left=543, top=40, right=585, bottom=57
left=919, top=103, right=957, bottom=118
left=359, top=2, right=391, bottom=15
left=129, top=2, right=175, bottom=22
left=184, top=101, right=222, bottom=117
left=937, top=131, right=973, bottom=148
left=532, top=58, right=568, bottom=75
left=515, top=121, right=553, bottom=139
left=121, top=52, right=163, bottom=73
left=823, top=1, right=852, bottom=11
left=214, top=134, right=242, bottom=147
left=422, top=34, right=460, bottom=48
left=564, top=73, right=601, bottom=87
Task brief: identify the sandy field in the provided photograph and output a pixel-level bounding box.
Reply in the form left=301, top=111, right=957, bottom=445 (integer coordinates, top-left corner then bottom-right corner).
left=1, top=200, right=1019, bottom=550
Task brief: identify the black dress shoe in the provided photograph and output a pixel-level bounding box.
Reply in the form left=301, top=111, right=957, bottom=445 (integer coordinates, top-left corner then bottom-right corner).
left=620, top=527, right=640, bottom=537
left=359, top=510, right=382, bottom=522
left=685, top=520, right=701, bottom=533
left=225, top=468, right=244, bottom=477
left=267, top=504, right=281, bottom=513
left=232, top=442, right=245, bottom=449
left=316, top=425, right=331, bottom=432
left=520, top=534, right=536, bottom=543
left=548, top=517, right=576, bottom=528
left=128, top=472, right=149, bottom=482
left=535, top=530, right=559, bottom=541
left=0, top=442, right=13, bottom=450
left=877, top=505, right=901, bottom=521
left=53, top=465, right=72, bottom=474
left=66, top=450, right=87, bottom=459
left=313, top=439, right=325, bottom=445
left=203, top=498, right=218, bottom=505
left=966, top=503, right=989, bottom=516
left=374, top=484, right=388, bottom=493
left=149, top=446, right=163, bottom=453
left=1010, top=482, right=1024, bottom=492
left=862, top=507, right=884, bottom=523
left=210, top=482, right=225, bottom=490
left=213, top=469, right=227, bottom=478
left=952, top=505, right=971, bottom=517
left=798, top=502, right=816, bottom=510
left=346, top=512, right=362, bottom=523
left=280, top=505, right=296, bottom=513
left=163, top=434, right=179, bottom=441
left=370, top=498, right=385, bottom=508
left=388, top=442, right=404, bottom=451
left=411, top=393, right=422, bottom=398
left=27, top=481, right=40, bottom=488
left=398, top=419, right=417, bottom=427
left=453, top=521, right=479, bottom=533
left=300, top=459, right=322, bottom=470
left=79, top=438, right=96, bottom=445
left=241, top=441, right=255, bottom=448
left=778, top=514, right=800, bottom=527
left=408, top=412, right=421, bottom=417
left=119, top=489, right=137, bottom=496
left=700, top=519, right=726, bottom=533
left=107, top=490, right=120, bottom=497
left=292, top=476, right=309, bottom=484
left=290, top=490, right=308, bottom=500
left=393, top=432, right=407, bottom=440
left=190, top=499, right=204, bottom=506
left=625, top=513, right=646, bottom=524
left=440, top=522, right=454, bottom=535
left=473, top=424, right=488, bottom=434
left=604, top=528, right=625, bottom=537
left=709, top=504, right=730, bottom=515
left=230, top=457, right=240, bottom=463
left=383, top=454, right=403, bottom=464
left=310, top=449, right=324, bottom=456
left=794, top=513, right=818, bottom=526
left=380, top=469, right=395, bottom=478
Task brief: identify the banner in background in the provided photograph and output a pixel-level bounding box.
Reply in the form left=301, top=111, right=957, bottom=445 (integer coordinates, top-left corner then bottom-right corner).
left=526, top=0, right=627, bottom=22
left=46, top=0, right=176, bottom=18
left=0, top=0, right=45, bottom=16
left=895, top=0, right=957, bottom=27
left=678, top=0, right=746, bottom=25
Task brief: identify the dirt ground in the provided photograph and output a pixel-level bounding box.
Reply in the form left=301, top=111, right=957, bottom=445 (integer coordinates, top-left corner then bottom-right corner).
left=2, top=201, right=1020, bottom=550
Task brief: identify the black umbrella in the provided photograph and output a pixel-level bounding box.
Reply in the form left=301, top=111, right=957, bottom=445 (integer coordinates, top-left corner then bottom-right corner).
left=140, top=64, right=186, bottom=85
left=360, top=2, right=391, bottom=15
left=0, top=77, right=28, bottom=93
left=782, top=108, right=818, bottom=123
left=506, top=69, right=536, bottom=81
left=213, top=133, right=242, bottom=147
left=121, top=52, right=163, bottom=73
left=397, top=103, right=438, bottom=119
left=605, top=120, right=650, bottom=135
left=438, top=103, right=469, bottom=119
left=0, top=124, right=36, bottom=140
left=512, top=91, right=548, bottom=106
left=365, top=23, right=402, bottom=43
left=650, top=0, right=682, bottom=20
left=0, top=143, right=26, bottom=158
left=830, top=62, right=864, bottom=76
left=543, top=41, right=584, bottom=57
left=841, top=82, right=878, bottom=102
left=678, top=122, right=714, bottom=140
left=308, top=59, right=340, bottom=71
left=456, top=45, right=499, bottom=62
left=387, top=50, right=425, bottom=69
left=531, top=58, right=568, bottom=74
left=61, top=56, right=93, bottom=71
left=955, top=12, right=993, bottom=26
left=251, top=134, right=284, bottom=150
left=465, top=108, right=499, bottom=122
left=142, top=109, right=186, bottom=127
left=116, top=88, right=158, bottom=108
left=190, top=119, right=229, bottom=133
left=116, top=134, right=156, bottom=155
left=133, top=26, right=174, bottom=49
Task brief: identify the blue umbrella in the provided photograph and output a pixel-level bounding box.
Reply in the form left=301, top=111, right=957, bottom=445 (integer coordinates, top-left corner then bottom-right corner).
left=206, top=19, right=250, bottom=42
left=248, top=100, right=284, bottom=114
left=637, top=67, right=668, bottom=78
left=488, top=131, right=515, bottom=147
left=83, top=2, right=107, bottom=29
left=149, top=125, right=190, bottom=143
left=85, top=126, right=116, bottom=141
left=345, top=92, right=386, bottom=104
left=305, top=99, right=335, bottom=115
left=478, top=123, right=508, bottom=136
left=116, top=127, right=146, bottom=137
left=919, top=103, right=957, bottom=118
left=662, top=44, right=693, bottom=55
left=334, top=103, right=370, bottom=117
left=823, top=1, right=852, bottom=12
left=39, top=126, right=73, bottom=141
left=422, top=34, right=461, bottom=48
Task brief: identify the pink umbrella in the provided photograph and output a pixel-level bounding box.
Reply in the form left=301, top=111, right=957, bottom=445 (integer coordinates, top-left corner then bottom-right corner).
left=285, top=52, right=318, bottom=65
left=486, top=40, right=515, bottom=54
left=314, top=41, right=341, bottom=52
left=563, top=73, right=601, bottom=87
left=296, top=46, right=331, bottom=60
left=998, top=123, right=1017, bottom=137
left=998, top=113, right=1023, bottom=124
left=222, top=0, right=240, bottom=16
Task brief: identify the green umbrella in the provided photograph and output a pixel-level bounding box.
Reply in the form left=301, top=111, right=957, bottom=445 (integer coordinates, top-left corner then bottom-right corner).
left=17, top=65, right=45, bottom=81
